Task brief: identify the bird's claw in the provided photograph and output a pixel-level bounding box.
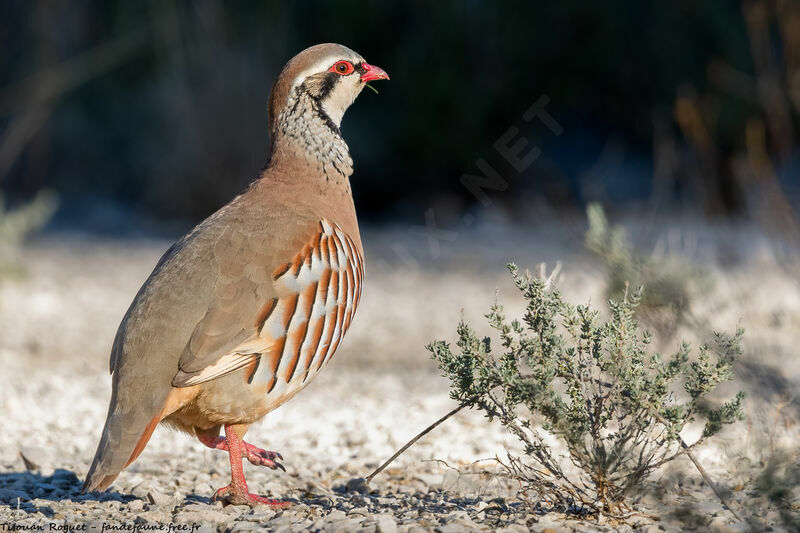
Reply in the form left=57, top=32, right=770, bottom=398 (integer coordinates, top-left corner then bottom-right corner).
left=246, top=455, right=285, bottom=471
left=211, top=484, right=291, bottom=508
left=242, top=443, right=285, bottom=471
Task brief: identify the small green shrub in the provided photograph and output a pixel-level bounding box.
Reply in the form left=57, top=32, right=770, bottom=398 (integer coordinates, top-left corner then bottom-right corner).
left=585, top=203, right=712, bottom=337
left=428, top=263, right=745, bottom=515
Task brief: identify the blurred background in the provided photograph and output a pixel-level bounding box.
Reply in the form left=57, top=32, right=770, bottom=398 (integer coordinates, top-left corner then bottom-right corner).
left=1, top=0, right=799, bottom=234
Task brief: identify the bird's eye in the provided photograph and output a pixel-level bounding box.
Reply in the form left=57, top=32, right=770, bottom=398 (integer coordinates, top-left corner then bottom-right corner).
left=329, top=60, right=354, bottom=76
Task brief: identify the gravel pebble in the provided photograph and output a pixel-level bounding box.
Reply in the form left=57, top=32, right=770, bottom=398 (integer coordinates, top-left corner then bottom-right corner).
left=375, top=514, right=398, bottom=533
left=146, top=490, right=172, bottom=506
left=128, top=499, right=144, bottom=512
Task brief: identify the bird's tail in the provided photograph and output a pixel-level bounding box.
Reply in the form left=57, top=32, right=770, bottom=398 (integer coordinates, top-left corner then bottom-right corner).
left=82, top=388, right=164, bottom=493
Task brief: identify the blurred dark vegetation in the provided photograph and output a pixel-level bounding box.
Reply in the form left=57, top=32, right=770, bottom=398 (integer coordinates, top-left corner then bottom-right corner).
left=1, top=0, right=799, bottom=233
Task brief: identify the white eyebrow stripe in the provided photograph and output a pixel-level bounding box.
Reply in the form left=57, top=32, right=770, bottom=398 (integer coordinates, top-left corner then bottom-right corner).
left=290, top=55, right=363, bottom=89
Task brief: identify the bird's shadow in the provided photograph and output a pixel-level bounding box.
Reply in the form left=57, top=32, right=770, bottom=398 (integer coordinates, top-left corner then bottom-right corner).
left=0, top=468, right=289, bottom=516
left=0, top=468, right=133, bottom=516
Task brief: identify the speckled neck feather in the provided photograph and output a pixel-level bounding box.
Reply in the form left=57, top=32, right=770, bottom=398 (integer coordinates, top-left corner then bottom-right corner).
left=272, top=86, right=354, bottom=180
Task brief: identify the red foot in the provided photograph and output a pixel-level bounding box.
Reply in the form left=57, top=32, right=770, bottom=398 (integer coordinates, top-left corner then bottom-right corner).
left=212, top=484, right=291, bottom=508
left=202, top=424, right=289, bottom=509
left=199, top=435, right=285, bottom=471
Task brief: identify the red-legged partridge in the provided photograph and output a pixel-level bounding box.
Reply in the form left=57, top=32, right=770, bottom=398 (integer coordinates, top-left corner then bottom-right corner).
left=82, top=43, right=389, bottom=507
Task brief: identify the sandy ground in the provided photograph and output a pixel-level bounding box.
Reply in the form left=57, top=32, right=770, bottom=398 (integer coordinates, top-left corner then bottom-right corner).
left=0, top=217, right=798, bottom=532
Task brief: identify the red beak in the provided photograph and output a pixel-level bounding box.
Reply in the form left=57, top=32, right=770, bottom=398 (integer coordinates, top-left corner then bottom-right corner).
left=361, top=63, right=390, bottom=82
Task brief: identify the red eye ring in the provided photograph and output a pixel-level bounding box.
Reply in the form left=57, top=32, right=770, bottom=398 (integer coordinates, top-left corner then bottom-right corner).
left=329, top=60, right=354, bottom=76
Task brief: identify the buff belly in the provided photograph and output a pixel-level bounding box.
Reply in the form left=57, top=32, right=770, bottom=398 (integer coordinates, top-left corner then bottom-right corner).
left=162, top=358, right=324, bottom=432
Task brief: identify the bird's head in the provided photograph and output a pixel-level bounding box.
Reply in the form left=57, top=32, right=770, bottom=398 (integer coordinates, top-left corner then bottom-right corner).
left=268, top=43, right=389, bottom=133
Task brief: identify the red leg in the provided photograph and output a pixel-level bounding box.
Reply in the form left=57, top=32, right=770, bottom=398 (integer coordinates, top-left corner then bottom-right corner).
left=196, top=426, right=285, bottom=471
left=205, top=424, right=290, bottom=508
